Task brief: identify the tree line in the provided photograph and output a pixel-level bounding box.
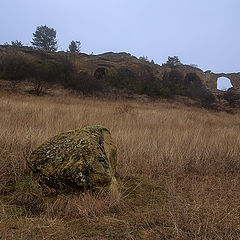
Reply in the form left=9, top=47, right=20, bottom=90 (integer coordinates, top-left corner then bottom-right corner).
left=4, top=25, right=81, bottom=53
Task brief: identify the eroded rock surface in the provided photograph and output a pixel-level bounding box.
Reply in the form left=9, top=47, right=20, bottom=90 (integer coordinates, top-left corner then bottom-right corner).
left=27, top=126, right=117, bottom=193
left=1, top=45, right=240, bottom=91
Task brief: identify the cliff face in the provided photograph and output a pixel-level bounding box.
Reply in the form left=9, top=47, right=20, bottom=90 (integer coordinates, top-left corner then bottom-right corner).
left=1, top=45, right=239, bottom=91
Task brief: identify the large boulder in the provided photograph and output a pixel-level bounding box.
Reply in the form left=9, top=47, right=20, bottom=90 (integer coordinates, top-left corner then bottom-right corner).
left=27, top=126, right=117, bottom=194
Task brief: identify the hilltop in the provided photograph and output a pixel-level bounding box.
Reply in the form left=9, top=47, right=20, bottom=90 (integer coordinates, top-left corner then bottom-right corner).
left=1, top=45, right=240, bottom=109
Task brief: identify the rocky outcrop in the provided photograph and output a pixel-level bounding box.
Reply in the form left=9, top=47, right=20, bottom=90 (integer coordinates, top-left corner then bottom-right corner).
left=27, top=126, right=117, bottom=194
left=68, top=51, right=240, bottom=91
left=204, top=72, right=240, bottom=89
left=1, top=45, right=240, bottom=92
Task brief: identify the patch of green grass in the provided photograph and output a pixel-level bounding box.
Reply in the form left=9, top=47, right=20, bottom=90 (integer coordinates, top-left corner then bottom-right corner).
left=15, top=175, right=32, bottom=191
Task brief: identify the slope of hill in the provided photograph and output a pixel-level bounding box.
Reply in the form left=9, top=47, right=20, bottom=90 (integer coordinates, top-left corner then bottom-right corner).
left=1, top=46, right=240, bottom=238
left=1, top=93, right=240, bottom=239
left=1, top=45, right=240, bottom=109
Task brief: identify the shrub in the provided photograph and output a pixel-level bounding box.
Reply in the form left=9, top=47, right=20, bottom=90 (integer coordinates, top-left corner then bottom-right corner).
left=105, top=66, right=161, bottom=96
left=64, top=71, right=104, bottom=94
left=28, top=56, right=76, bottom=95
left=106, top=67, right=137, bottom=89
left=0, top=53, right=32, bottom=81
left=139, top=56, right=150, bottom=63
left=163, top=56, right=182, bottom=67
left=0, top=50, right=78, bottom=95
left=221, top=88, right=240, bottom=107
left=184, top=73, right=216, bottom=106
left=11, top=40, right=23, bottom=47
left=68, top=40, right=81, bottom=53
left=162, top=70, right=186, bottom=97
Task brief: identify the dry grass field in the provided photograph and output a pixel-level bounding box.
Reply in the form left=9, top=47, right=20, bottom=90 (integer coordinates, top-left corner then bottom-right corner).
left=1, top=91, right=240, bottom=239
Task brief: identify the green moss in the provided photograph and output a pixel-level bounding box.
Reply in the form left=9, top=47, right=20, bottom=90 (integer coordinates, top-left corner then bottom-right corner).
left=27, top=125, right=117, bottom=194
left=15, top=175, right=32, bottom=191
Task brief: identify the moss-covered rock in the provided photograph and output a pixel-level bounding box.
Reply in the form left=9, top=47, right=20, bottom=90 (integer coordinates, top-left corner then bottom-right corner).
left=27, top=126, right=117, bottom=194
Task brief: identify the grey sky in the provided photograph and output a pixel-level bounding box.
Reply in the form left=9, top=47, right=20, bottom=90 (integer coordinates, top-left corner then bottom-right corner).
left=1, top=0, right=239, bottom=73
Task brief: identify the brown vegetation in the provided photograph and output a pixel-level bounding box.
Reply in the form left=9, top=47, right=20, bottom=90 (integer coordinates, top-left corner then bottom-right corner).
left=0, top=46, right=219, bottom=105
left=1, top=91, right=240, bottom=239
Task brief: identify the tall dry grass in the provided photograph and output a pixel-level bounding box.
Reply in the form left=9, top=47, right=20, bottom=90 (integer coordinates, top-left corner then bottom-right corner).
left=1, top=92, right=240, bottom=239
left=1, top=92, right=239, bottom=180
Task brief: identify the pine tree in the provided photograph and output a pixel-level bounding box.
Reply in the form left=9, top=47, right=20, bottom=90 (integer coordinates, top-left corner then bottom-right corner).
left=11, top=40, right=23, bottom=47
left=165, top=56, right=182, bottom=67
left=68, top=40, right=81, bottom=53
left=31, top=25, right=57, bottom=51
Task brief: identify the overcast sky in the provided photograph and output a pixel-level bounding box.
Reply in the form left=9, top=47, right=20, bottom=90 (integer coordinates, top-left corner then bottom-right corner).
left=1, top=0, right=239, bottom=73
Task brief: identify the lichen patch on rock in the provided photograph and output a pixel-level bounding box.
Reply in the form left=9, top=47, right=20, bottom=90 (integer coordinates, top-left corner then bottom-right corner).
left=27, top=125, right=117, bottom=194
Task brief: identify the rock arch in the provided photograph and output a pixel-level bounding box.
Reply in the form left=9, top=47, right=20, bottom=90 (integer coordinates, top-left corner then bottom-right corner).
left=217, top=77, right=233, bottom=91
left=205, top=72, right=240, bottom=89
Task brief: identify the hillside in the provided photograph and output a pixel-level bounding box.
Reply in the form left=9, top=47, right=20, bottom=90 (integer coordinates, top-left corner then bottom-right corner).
left=1, top=45, right=240, bottom=89
left=1, top=93, right=240, bottom=239
left=0, top=46, right=232, bottom=102
left=1, top=45, right=240, bottom=112
left=1, top=46, right=240, bottom=239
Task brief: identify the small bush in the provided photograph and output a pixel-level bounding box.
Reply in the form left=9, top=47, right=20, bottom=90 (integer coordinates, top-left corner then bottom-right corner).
left=163, top=56, right=182, bottom=67
left=184, top=73, right=216, bottom=106
left=220, top=88, right=240, bottom=107
left=106, top=67, right=161, bottom=96
left=106, top=67, right=137, bottom=90
left=0, top=53, right=32, bottom=81
left=162, top=70, right=186, bottom=97
left=64, top=71, right=104, bottom=94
